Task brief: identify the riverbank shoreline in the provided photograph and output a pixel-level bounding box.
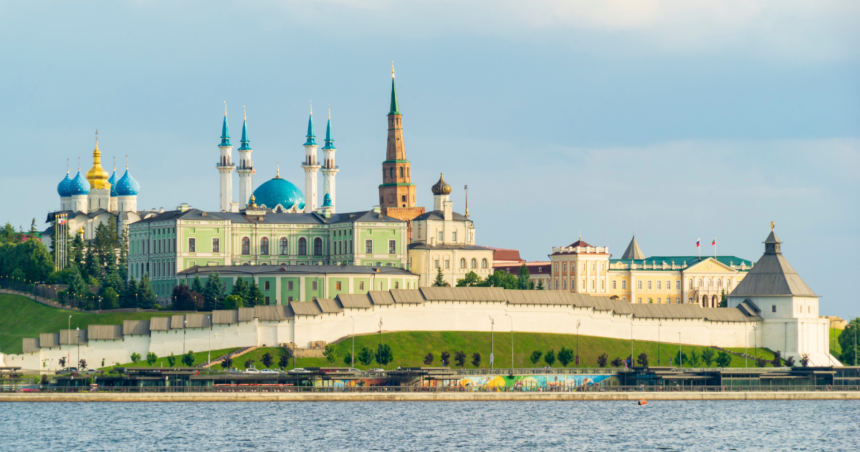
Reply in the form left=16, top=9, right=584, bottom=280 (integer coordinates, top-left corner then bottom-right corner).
left=2, top=391, right=859, bottom=402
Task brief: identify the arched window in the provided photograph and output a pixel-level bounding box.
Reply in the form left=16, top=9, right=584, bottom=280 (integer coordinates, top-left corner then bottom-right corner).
left=697, top=278, right=703, bottom=288
left=260, top=237, right=269, bottom=255
left=399, top=167, right=404, bottom=178
left=470, top=258, right=477, bottom=268
left=389, top=167, right=394, bottom=179
left=481, top=258, right=488, bottom=269
left=717, top=279, right=722, bottom=287
left=241, top=237, right=250, bottom=255
left=298, top=238, right=307, bottom=256
left=459, top=258, right=466, bottom=268
left=279, top=238, right=288, bottom=255
left=313, top=237, right=323, bottom=256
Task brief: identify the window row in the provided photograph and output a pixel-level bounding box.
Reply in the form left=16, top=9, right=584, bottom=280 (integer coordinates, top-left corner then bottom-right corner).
left=438, top=258, right=488, bottom=269
left=553, top=261, right=606, bottom=273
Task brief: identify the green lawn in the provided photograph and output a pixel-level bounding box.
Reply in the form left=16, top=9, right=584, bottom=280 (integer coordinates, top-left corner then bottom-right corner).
left=830, top=328, right=842, bottom=357
left=0, top=294, right=184, bottom=354
left=106, top=348, right=240, bottom=369
left=228, top=332, right=778, bottom=371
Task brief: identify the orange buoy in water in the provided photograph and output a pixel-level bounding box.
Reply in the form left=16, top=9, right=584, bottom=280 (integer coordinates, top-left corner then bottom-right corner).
left=638, top=399, right=648, bottom=405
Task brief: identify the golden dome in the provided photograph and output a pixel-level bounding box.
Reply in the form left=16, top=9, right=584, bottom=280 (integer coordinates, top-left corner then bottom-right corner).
left=431, top=173, right=452, bottom=195
left=86, top=143, right=111, bottom=190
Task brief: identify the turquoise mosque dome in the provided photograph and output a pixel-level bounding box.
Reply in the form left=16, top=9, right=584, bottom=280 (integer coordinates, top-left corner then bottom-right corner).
left=322, top=192, right=332, bottom=208
left=57, top=172, right=72, bottom=197
left=108, top=170, right=118, bottom=197
left=116, top=169, right=140, bottom=196
left=68, top=171, right=90, bottom=195
left=251, top=171, right=305, bottom=211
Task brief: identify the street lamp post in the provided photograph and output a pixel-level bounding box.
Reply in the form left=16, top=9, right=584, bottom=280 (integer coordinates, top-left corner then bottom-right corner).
left=378, top=318, right=383, bottom=369
left=658, top=322, right=662, bottom=365
left=67, top=315, right=71, bottom=369
left=753, top=324, right=758, bottom=363
left=183, top=319, right=187, bottom=356
left=576, top=320, right=581, bottom=369
left=504, top=313, right=513, bottom=371
left=350, top=317, right=356, bottom=369
left=745, top=322, right=748, bottom=368
left=630, top=321, right=634, bottom=369
left=76, top=326, right=80, bottom=369
left=489, top=316, right=495, bottom=370
left=678, top=332, right=682, bottom=370
left=208, top=315, right=212, bottom=367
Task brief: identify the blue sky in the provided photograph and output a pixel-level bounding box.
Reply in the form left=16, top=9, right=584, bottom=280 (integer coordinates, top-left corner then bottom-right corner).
left=1, top=1, right=858, bottom=317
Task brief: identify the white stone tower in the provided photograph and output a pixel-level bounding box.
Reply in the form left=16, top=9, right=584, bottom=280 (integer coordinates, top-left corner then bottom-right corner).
left=237, top=108, right=254, bottom=208
left=217, top=103, right=235, bottom=212
left=302, top=103, right=320, bottom=213
left=321, top=109, right=339, bottom=213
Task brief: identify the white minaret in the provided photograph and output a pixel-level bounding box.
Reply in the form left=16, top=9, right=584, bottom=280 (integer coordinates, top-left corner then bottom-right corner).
left=217, top=103, right=235, bottom=212
left=302, top=102, right=320, bottom=213
left=237, top=107, right=254, bottom=208
left=321, top=109, right=339, bottom=213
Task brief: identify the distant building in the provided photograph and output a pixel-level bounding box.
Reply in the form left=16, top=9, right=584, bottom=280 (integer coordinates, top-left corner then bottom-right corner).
left=494, top=261, right=551, bottom=289
left=823, top=316, right=847, bottom=330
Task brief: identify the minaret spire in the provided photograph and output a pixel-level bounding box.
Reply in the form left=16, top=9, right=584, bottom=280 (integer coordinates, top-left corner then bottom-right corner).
left=305, top=101, right=316, bottom=146
left=321, top=107, right=338, bottom=213
left=217, top=102, right=235, bottom=212
left=389, top=62, right=400, bottom=115
left=220, top=102, right=231, bottom=146
left=302, top=102, right=321, bottom=212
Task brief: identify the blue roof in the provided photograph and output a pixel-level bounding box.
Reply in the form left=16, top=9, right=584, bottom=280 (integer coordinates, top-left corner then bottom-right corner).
left=322, top=118, right=335, bottom=150
left=69, top=171, right=90, bottom=195
left=238, top=117, right=251, bottom=150
left=609, top=255, right=754, bottom=270
left=57, top=172, right=72, bottom=197
left=220, top=115, right=231, bottom=147
left=322, top=192, right=333, bottom=207
left=252, top=177, right=305, bottom=211
left=304, top=114, right=316, bottom=146
left=116, top=169, right=140, bottom=196
left=108, top=170, right=118, bottom=197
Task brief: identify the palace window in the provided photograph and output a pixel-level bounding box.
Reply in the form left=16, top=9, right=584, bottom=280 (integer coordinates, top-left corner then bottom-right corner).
left=667, top=280, right=671, bottom=291
left=188, top=238, right=196, bottom=253
left=554, top=263, right=558, bottom=273
left=313, top=238, right=323, bottom=256
left=600, top=280, right=605, bottom=290
left=264, top=281, right=270, bottom=290
left=336, top=282, right=342, bottom=291
left=445, top=260, right=450, bottom=269
left=288, top=296, right=293, bottom=302
left=212, top=238, right=219, bottom=253
left=581, top=279, right=586, bottom=290
left=656, top=281, right=661, bottom=290
left=470, top=258, right=476, bottom=268
left=389, top=168, right=394, bottom=179
left=434, top=260, right=440, bottom=268
left=365, top=240, right=373, bottom=254
left=689, top=279, right=693, bottom=289
left=241, top=237, right=250, bottom=255
left=437, top=231, right=443, bottom=241
left=772, top=305, right=776, bottom=313
left=555, top=281, right=559, bottom=289
left=612, top=281, right=617, bottom=290
left=481, top=259, right=488, bottom=269
left=657, top=298, right=661, bottom=303
left=260, top=237, right=269, bottom=255
left=298, top=238, right=307, bottom=256
left=312, top=281, right=318, bottom=290
left=717, top=279, right=722, bottom=287
left=562, top=263, right=567, bottom=272
left=600, top=263, right=604, bottom=272
left=622, top=280, right=627, bottom=290
left=399, top=167, right=404, bottom=178
left=452, top=231, right=457, bottom=242
left=280, top=238, right=288, bottom=255
left=288, top=281, right=294, bottom=290
left=460, top=258, right=466, bottom=269
left=389, top=240, right=396, bottom=254
left=637, top=298, right=642, bottom=303
left=563, top=279, right=567, bottom=290
left=359, top=282, right=364, bottom=290
left=590, top=280, right=595, bottom=290
left=637, top=280, right=642, bottom=290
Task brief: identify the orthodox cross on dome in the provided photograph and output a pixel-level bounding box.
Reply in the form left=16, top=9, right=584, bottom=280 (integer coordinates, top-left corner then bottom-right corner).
left=125, top=154, right=129, bottom=169
left=770, top=221, right=775, bottom=230
left=78, top=156, right=81, bottom=171
left=224, top=101, right=227, bottom=116
left=95, top=129, right=98, bottom=145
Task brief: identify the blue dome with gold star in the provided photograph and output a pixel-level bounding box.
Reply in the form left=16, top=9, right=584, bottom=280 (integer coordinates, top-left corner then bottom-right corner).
left=116, top=169, right=140, bottom=196
left=69, top=171, right=90, bottom=195
left=251, top=172, right=305, bottom=211
left=57, top=172, right=72, bottom=197
left=108, top=170, right=118, bottom=197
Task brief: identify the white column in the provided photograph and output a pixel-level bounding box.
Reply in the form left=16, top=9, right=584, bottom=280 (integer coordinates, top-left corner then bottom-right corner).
left=303, top=143, right=320, bottom=213
left=218, top=143, right=234, bottom=212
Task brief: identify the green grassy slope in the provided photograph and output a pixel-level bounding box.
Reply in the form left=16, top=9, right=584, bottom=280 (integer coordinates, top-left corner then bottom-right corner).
left=0, top=294, right=177, bottom=354
left=107, top=348, right=240, bottom=369
left=226, top=332, right=777, bottom=371
left=830, top=328, right=842, bottom=357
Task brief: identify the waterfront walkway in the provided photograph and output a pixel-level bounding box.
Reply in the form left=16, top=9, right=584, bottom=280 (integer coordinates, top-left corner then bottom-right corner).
left=3, top=391, right=859, bottom=402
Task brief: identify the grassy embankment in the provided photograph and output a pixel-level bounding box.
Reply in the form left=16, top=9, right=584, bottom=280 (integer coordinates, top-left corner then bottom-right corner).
left=108, top=348, right=240, bottom=369
left=830, top=328, right=842, bottom=357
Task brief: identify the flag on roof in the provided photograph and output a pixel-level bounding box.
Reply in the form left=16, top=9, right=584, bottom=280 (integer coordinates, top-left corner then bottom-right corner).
left=712, top=238, right=716, bottom=245
left=696, top=239, right=700, bottom=247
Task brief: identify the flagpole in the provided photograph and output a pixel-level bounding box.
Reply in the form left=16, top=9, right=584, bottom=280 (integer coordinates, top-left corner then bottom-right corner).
left=714, top=237, right=717, bottom=259
left=698, top=238, right=700, bottom=259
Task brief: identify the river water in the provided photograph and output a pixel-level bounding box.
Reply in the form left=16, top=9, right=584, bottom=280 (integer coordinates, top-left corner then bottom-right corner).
left=1, top=401, right=857, bottom=451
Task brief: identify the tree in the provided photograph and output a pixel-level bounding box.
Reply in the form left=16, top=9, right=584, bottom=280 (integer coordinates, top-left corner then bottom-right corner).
left=102, top=287, right=119, bottom=310
left=138, top=274, right=157, bottom=309
left=675, top=351, right=688, bottom=366
left=483, top=270, right=518, bottom=289
left=130, top=352, right=141, bottom=364
left=231, top=276, right=249, bottom=305
left=84, top=247, right=101, bottom=281
left=544, top=349, right=556, bottom=367
left=221, top=356, right=234, bottom=369
left=357, top=347, right=374, bottom=366
left=343, top=352, right=353, bottom=367
left=517, top=264, right=531, bottom=290
left=471, top=352, right=482, bottom=368
left=755, top=357, right=767, bottom=367
left=838, top=318, right=860, bottom=366
left=701, top=348, right=716, bottom=367
left=66, top=268, right=88, bottom=307
left=323, top=344, right=338, bottom=364
left=771, top=351, right=783, bottom=367
left=191, top=275, right=204, bottom=295
left=536, top=280, right=545, bottom=290
left=440, top=351, right=450, bottom=367
left=278, top=353, right=291, bottom=370
left=687, top=350, right=700, bottom=367
left=529, top=351, right=543, bottom=366
left=715, top=351, right=732, bottom=368
left=118, top=226, right=129, bottom=282
left=246, top=279, right=264, bottom=307
left=244, top=359, right=256, bottom=369
left=558, top=347, right=574, bottom=367
left=597, top=353, right=608, bottom=368
left=167, top=354, right=176, bottom=367
left=637, top=353, right=649, bottom=367
left=432, top=267, right=447, bottom=287
left=261, top=352, right=274, bottom=369
left=146, top=352, right=158, bottom=366
left=800, top=353, right=810, bottom=367
left=78, top=359, right=87, bottom=370
left=182, top=350, right=195, bottom=367
left=376, top=344, right=393, bottom=368
left=719, top=290, right=727, bottom=308
left=423, top=353, right=434, bottom=366
left=58, top=357, right=66, bottom=368
left=454, top=351, right=467, bottom=368
left=223, top=295, right=244, bottom=310
left=203, top=273, right=225, bottom=310
left=456, top=271, right=483, bottom=287
left=121, top=276, right=139, bottom=308
left=784, top=356, right=796, bottom=367
left=173, top=284, right=195, bottom=311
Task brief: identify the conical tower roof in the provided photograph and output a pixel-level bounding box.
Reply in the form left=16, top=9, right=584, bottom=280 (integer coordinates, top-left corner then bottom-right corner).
left=621, top=236, right=645, bottom=260
left=730, top=228, right=817, bottom=297
left=389, top=64, right=400, bottom=115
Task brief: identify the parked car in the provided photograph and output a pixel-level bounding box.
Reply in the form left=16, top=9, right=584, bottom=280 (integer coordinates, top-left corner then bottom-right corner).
left=369, top=368, right=385, bottom=373
left=244, top=366, right=260, bottom=374
left=259, top=369, right=278, bottom=375
left=288, top=368, right=311, bottom=374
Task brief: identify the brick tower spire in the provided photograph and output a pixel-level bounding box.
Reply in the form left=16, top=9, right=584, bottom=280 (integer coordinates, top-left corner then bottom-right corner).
left=379, top=64, right=424, bottom=241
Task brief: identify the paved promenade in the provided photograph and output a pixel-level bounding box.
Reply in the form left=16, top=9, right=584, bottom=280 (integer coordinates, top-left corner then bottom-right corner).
left=2, top=391, right=859, bottom=402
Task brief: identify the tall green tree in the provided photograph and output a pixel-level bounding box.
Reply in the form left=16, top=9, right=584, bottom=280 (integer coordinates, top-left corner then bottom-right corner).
left=122, top=276, right=139, bottom=308
left=66, top=269, right=88, bottom=306
left=375, top=343, right=393, bottom=368
left=517, top=264, right=531, bottom=290
left=203, top=273, right=226, bottom=310
left=484, top=270, right=518, bottom=289
left=231, top=276, right=249, bottom=304
left=432, top=267, right=447, bottom=287
left=246, top=279, right=264, bottom=307
left=70, top=233, right=85, bottom=274
left=102, top=287, right=119, bottom=310
left=544, top=349, right=556, bottom=367
left=0, top=223, right=19, bottom=244
left=138, top=274, right=157, bottom=309
left=456, top=271, right=483, bottom=287
left=839, top=318, right=860, bottom=366
left=191, top=275, right=204, bottom=294
left=117, top=226, right=129, bottom=282
left=536, top=280, right=545, bottom=290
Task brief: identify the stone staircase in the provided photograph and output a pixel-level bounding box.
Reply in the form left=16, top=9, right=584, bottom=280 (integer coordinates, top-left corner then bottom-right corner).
left=198, top=346, right=258, bottom=368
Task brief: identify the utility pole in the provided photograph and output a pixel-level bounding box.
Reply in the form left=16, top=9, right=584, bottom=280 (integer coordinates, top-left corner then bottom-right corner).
left=351, top=316, right=356, bottom=369
left=489, top=316, right=495, bottom=370
left=504, top=313, right=513, bottom=371
left=678, top=332, right=682, bottom=370
left=658, top=322, right=662, bottom=365
left=576, top=320, right=581, bottom=369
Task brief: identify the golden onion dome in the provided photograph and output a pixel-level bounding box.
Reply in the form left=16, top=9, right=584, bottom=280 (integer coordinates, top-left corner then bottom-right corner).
left=86, top=143, right=111, bottom=190
left=431, top=173, right=452, bottom=195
